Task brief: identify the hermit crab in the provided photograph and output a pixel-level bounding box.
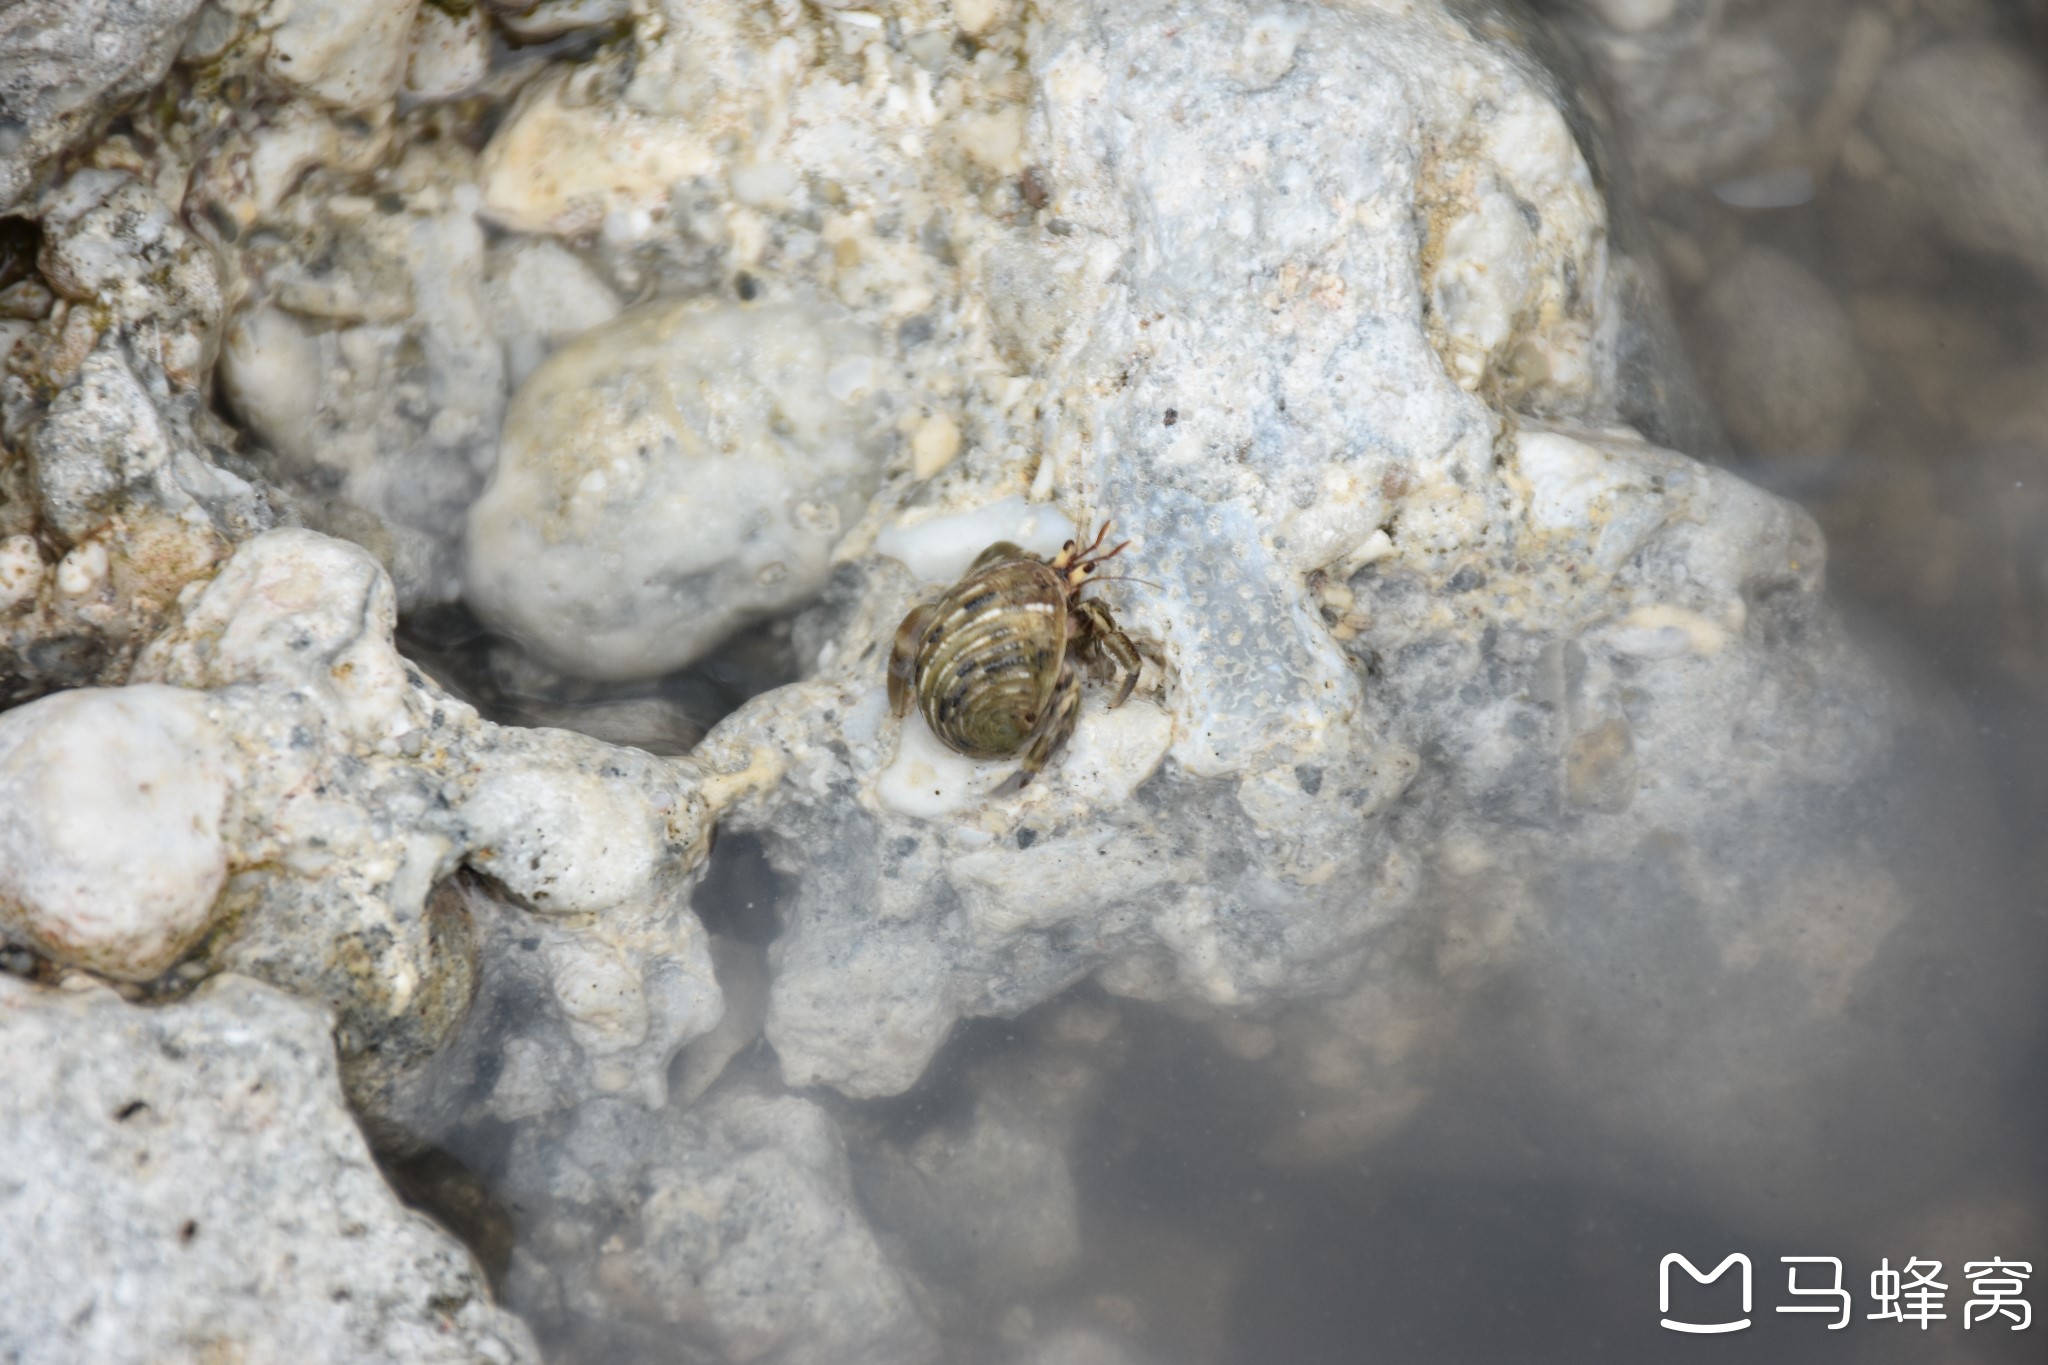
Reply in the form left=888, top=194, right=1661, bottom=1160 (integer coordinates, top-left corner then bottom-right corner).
left=888, top=523, right=1142, bottom=783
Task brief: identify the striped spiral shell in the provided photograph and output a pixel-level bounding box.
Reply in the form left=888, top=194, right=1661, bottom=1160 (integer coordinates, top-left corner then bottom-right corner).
left=911, top=558, right=1070, bottom=760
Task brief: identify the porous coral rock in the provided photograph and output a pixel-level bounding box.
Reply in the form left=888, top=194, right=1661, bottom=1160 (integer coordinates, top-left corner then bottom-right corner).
left=725, top=0, right=1635, bottom=1099
left=2, top=0, right=2036, bottom=1358
left=265, top=0, right=426, bottom=110
left=0, top=971, right=539, bottom=1365
left=26, top=526, right=736, bottom=1131
left=0, top=170, right=278, bottom=703
left=474, top=0, right=1054, bottom=490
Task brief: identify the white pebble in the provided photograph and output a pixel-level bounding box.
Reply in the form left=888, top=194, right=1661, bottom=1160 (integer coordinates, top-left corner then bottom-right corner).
left=466, top=299, right=883, bottom=679
left=0, top=686, right=234, bottom=981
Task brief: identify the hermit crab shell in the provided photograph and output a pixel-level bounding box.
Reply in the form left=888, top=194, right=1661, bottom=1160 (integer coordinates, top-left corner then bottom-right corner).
left=910, top=557, right=1071, bottom=760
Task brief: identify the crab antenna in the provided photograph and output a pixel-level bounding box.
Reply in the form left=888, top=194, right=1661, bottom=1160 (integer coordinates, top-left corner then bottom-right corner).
left=1068, top=535, right=1131, bottom=587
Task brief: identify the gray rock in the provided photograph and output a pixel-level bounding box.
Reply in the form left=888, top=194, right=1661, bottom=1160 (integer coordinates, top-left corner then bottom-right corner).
left=219, top=203, right=506, bottom=608
left=0, top=971, right=539, bottom=1365
left=1868, top=40, right=2048, bottom=290
left=0, top=0, right=2034, bottom=1359
left=728, top=0, right=1626, bottom=1099
left=852, top=1026, right=1101, bottom=1302
left=1006, top=1328, right=1160, bottom=1365
left=359, top=877, right=722, bottom=1149
left=670, top=0, right=2031, bottom=1253
left=0, top=0, right=207, bottom=214
left=500, top=1085, right=941, bottom=1365
left=1692, top=245, right=1869, bottom=457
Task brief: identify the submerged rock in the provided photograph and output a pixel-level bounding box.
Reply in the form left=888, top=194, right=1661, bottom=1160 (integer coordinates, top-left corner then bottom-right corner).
left=0, top=971, right=538, bottom=1364
left=360, top=876, right=723, bottom=1149
left=1868, top=40, right=2048, bottom=294
left=499, top=1084, right=941, bottom=1365
left=1693, top=245, right=1868, bottom=457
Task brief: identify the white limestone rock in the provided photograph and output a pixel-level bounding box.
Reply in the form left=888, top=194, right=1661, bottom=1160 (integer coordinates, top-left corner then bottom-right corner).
left=477, top=62, right=718, bottom=239
left=466, top=297, right=885, bottom=678
left=86, top=527, right=740, bottom=1132
left=732, top=0, right=1621, bottom=1098
left=0, top=686, right=233, bottom=980
left=404, top=1, right=489, bottom=102
left=0, top=1, right=2031, bottom=1357
left=264, top=0, right=425, bottom=110
left=646, top=0, right=2030, bottom=1254
left=0, top=170, right=275, bottom=700
left=483, top=236, right=624, bottom=389
left=0, top=971, right=539, bottom=1365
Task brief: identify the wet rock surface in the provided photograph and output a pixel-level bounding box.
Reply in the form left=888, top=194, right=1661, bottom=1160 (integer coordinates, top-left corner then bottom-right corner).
left=0, top=0, right=2044, bottom=1362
